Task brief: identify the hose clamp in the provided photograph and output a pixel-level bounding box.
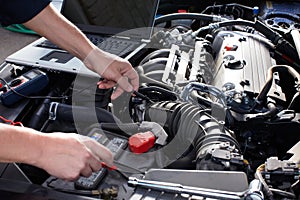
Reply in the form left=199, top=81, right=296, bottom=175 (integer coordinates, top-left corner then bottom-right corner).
left=49, top=102, right=59, bottom=121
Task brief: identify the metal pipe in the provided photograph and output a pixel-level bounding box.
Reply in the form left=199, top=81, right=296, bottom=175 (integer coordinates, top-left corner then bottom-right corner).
left=180, top=82, right=227, bottom=108
left=128, top=177, right=247, bottom=200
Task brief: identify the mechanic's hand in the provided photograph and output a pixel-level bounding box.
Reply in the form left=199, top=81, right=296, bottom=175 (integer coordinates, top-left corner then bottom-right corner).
left=83, top=47, right=139, bottom=100
left=37, top=133, right=113, bottom=181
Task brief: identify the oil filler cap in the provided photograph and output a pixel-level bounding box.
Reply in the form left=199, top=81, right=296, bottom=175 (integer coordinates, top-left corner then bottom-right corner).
left=129, top=131, right=155, bottom=154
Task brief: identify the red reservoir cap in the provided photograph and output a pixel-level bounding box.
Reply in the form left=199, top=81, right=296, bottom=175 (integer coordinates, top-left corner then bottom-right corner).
left=129, top=131, right=155, bottom=154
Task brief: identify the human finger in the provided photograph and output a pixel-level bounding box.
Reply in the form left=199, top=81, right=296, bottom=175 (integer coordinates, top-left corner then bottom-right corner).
left=85, top=140, right=114, bottom=167
left=118, top=76, right=133, bottom=92
left=76, top=135, right=114, bottom=167
left=110, top=76, right=134, bottom=100
left=124, top=69, right=139, bottom=91
left=97, top=79, right=116, bottom=89
left=111, top=86, right=124, bottom=100
left=80, top=165, right=93, bottom=177
left=87, top=152, right=103, bottom=172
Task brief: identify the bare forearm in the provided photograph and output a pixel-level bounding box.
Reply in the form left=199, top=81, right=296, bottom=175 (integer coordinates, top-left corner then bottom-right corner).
left=23, top=3, right=139, bottom=98
left=23, top=4, right=95, bottom=61
left=0, top=123, right=44, bottom=165
left=0, top=123, right=114, bottom=180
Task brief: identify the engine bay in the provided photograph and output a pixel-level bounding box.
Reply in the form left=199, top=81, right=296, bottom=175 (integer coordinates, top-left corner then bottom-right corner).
left=0, top=1, right=300, bottom=199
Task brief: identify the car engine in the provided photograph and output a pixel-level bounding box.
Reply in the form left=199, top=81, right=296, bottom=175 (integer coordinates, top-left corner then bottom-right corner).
left=1, top=1, right=299, bottom=200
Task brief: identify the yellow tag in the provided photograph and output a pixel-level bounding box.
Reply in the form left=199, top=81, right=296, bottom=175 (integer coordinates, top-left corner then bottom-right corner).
left=266, top=1, right=273, bottom=9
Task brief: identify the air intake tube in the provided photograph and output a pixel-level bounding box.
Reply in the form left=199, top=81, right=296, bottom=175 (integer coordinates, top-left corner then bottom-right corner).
left=48, top=102, right=120, bottom=124
left=144, top=101, right=243, bottom=171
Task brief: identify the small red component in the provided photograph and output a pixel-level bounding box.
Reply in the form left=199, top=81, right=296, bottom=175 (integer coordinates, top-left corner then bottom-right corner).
left=101, top=162, right=117, bottom=171
left=225, top=45, right=238, bottom=51
left=129, top=131, right=156, bottom=154
left=178, top=9, right=187, bottom=13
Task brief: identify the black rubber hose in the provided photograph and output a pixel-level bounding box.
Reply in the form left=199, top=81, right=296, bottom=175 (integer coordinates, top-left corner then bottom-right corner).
left=100, top=123, right=141, bottom=136
left=201, top=3, right=253, bottom=18
left=254, top=21, right=299, bottom=63
left=28, top=99, right=51, bottom=130
left=53, top=103, right=120, bottom=124
left=28, top=91, right=58, bottom=130
left=253, top=20, right=281, bottom=44
left=189, top=90, right=212, bottom=108
left=218, top=19, right=255, bottom=28
left=155, top=13, right=222, bottom=26
left=244, top=20, right=298, bottom=63
left=192, top=19, right=256, bottom=37
left=138, top=86, right=178, bottom=101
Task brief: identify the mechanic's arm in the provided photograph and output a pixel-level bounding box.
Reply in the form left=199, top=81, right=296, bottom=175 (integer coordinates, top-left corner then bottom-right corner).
left=23, top=3, right=139, bottom=99
left=0, top=123, right=113, bottom=180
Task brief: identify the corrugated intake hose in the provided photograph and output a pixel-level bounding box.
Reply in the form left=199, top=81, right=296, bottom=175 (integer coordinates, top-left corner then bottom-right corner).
left=144, top=101, right=241, bottom=170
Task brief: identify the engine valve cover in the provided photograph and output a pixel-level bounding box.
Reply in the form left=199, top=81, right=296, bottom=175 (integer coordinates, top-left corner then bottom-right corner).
left=212, top=31, right=276, bottom=95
